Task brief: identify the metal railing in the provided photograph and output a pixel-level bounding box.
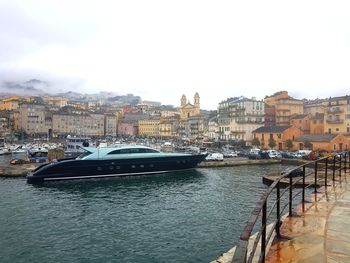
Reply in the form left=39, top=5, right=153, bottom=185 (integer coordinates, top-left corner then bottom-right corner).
left=232, top=151, right=350, bottom=263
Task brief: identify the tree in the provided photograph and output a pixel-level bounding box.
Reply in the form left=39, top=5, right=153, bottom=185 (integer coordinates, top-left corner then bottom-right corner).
left=285, top=139, right=293, bottom=151
left=251, top=138, right=260, bottom=147
left=268, top=138, right=277, bottom=149
left=304, top=141, right=313, bottom=150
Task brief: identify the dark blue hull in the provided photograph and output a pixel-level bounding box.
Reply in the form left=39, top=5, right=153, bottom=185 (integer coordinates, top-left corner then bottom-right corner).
left=27, top=154, right=206, bottom=183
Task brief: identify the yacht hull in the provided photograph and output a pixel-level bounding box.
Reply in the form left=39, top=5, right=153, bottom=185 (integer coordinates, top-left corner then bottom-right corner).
left=27, top=154, right=206, bottom=183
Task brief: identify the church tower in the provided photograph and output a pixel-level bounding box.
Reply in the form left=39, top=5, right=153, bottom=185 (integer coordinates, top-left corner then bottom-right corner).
left=181, top=94, right=187, bottom=106
left=194, top=92, right=200, bottom=108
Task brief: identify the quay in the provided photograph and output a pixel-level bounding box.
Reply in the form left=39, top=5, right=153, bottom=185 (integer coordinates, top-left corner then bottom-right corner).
left=214, top=151, right=350, bottom=263
left=0, top=158, right=282, bottom=177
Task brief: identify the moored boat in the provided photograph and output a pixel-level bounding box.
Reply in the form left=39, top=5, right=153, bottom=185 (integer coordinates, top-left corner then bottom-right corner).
left=27, top=145, right=207, bottom=183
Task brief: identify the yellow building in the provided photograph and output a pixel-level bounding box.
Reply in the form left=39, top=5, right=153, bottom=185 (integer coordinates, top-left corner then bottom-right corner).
left=265, top=91, right=304, bottom=126
left=305, top=96, right=350, bottom=135
left=138, top=119, right=160, bottom=137
left=159, top=122, right=175, bottom=138
left=179, top=93, right=200, bottom=120
left=323, top=96, right=350, bottom=134
left=0, top=96, right=21, bottom=111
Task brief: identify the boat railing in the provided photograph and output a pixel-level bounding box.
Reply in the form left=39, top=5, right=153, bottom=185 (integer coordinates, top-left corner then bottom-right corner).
left=232, top=151, right=349, bottom=263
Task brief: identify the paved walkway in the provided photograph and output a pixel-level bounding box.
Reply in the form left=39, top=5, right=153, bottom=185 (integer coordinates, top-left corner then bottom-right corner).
left=266, top=172, right=350, bottom=263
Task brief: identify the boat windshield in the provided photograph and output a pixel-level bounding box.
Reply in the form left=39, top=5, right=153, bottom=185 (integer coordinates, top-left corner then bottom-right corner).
left=76, top=150, right=93, bottom=159
left=108, top=148, right=160, bottom=154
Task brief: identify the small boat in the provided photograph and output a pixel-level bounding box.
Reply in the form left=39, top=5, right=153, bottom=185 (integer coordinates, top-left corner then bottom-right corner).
left=27, top=145, right=207, bottom=183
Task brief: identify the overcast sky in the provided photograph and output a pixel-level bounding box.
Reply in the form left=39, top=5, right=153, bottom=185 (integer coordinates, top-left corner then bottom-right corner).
left=1, top=0, right=350, bottom=110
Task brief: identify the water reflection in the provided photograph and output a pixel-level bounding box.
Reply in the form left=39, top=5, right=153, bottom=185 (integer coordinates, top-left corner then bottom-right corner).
left=30, top=169, right=205, bottom=195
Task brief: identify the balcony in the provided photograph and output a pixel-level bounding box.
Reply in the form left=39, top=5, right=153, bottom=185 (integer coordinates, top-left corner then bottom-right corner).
left=327, top=107, right=343, bottom=114
left=231, top=130, right=246, bottom=134
left=236, top=119, right=264, bottom=124
left=326, top=119, right=344, bottom=124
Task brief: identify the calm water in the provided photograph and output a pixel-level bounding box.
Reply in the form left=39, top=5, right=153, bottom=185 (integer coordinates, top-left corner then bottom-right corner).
left=0, top=164, right=285, bottom=263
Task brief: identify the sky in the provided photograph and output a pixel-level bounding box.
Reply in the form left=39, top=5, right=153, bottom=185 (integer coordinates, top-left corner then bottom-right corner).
left=0, top=0, right=350, bottom=110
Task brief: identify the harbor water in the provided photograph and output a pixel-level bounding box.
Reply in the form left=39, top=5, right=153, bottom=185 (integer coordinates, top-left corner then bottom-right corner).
left=0, top=164, right=286, bottom=263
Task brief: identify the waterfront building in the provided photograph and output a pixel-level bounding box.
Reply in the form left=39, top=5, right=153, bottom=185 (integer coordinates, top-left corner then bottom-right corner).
left=18, top=103, right=49, bottom=136
left=264, top=104, right=276, bottom=127
left=117, top=121, right=138, bottom=137
left=138, top=119, right=160, bottom=137
left=0, top=116, right=9, bottom=135
left=323, top=96, right=350, bottom=134
left=159, top=121, right=176, bottom=138
left=52, top=112, right=105, bottom=137
left=104, top=113, right=117, bottom=137
left=265, top=91, right=304, bottom=126
left=252, top=125, right=303, bottom=150
left=207, top=116, right=219, bottom=141
left=179, top=93, right=200, bottom=120
left=295, top=134, right=349, bottom=151
left=188, top=116, right=208, bottom=140
left=290, top=114, right=311, bottom=134
left=218, top=96, right=264, bottom=144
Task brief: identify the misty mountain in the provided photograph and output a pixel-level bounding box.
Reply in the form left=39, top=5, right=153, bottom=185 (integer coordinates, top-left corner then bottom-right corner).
left=0, top=79, right=142, bottom=106
left=0, top=79, right=47, bottom=96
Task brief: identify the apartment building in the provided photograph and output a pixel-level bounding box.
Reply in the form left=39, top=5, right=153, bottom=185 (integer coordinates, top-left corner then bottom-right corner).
left=19, top=103, right=49, bottom=135
left=265, top=91, right=304, bottom=126
left=104, top=114, right=117, bottom=137
left=138, top=119, right=160, bottom=137
left=290, top=114, right=311, bottom=134
left=324, top=96, right=350, bottom=134
left=52, top=112, right=105, bottom=137
left=218, top=96, right=264, bottom=143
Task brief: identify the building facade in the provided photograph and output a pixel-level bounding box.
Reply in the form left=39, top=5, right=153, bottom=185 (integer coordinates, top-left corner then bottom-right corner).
left=265, top=91, right=304, bottom=126
left=218, top=96, right=264, bottom=143
left=179, top=93, right=200, bottom=120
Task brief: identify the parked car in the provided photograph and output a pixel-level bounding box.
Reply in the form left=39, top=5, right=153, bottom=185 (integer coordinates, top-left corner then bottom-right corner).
left=303, top=152, right=319, bottom=160
left=281, top=151, right=295, bottom=159
left=10, top=158, right=28, bottom=165
left=205, top=153, right=224, bottom=161
left=223, top=151, right=238, bottom=158
left=267, top=150, right=282, bottom=159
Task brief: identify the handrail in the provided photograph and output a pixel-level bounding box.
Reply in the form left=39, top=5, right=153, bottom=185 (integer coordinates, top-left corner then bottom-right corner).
left=232, top=151, right=349, bottom=263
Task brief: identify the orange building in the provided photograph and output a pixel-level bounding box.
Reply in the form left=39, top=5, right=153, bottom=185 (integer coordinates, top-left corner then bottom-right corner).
left=310, top=113, right=325, bottom=134
left=252, top=126, right=303, bottom=150
left=295, top=134, right=349, bottom=152
left=290, top=114, right=310, bottom=134
left=265, top=91, right=304, bottom=126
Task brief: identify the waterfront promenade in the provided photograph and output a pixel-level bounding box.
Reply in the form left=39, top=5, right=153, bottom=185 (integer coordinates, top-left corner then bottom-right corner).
left=266, top=170, right=350, bottom=262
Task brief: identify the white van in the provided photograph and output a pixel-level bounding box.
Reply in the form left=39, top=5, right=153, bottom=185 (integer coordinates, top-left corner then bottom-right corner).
left=205, top=153, right=224, bottom=161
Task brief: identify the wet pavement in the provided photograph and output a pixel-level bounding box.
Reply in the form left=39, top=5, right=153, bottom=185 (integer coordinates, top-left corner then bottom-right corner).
left=266, top=171, right=350, bottom=263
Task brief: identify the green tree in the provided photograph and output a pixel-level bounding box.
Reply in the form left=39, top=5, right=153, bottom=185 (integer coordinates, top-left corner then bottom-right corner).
left=285, top=139, right=293, bottom=151
left=268, top=138, right=277, bottom=149
left=251, top=138, right=260, bottom=147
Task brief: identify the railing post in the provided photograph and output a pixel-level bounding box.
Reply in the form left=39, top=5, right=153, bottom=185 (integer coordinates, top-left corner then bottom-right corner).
left=289, top=173, right=293, bottom=216
left=302, top=165, right=306, bottom=203
left=333, top=155, right=336, bottom=181
left=339, top=155, right=342, bottom=178
left=343, top=152, right=347, bottom=174
left=325, top=158, right=328, bottom=188
left=261, top=202, right=267, bottom=262
left=276, top=182, right=281, bottom=238
left=314, top=161, right=318, bottom=193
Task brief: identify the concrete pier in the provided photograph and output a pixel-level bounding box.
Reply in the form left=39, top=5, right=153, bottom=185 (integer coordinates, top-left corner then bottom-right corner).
left=266, top=170, right=350, bottom=262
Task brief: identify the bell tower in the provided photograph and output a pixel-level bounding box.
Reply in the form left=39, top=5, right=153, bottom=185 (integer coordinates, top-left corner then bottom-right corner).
left=194, top=92, right=200, bottom=108
left=181, top=94, right=187, bottom=106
